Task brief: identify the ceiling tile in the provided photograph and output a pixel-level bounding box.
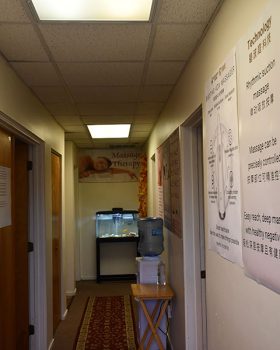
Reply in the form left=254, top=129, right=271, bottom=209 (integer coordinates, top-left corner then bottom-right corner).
left=70, top=86, right=139, bottom=103
left=45, top=103, right=77, bottom=116
left=129, top=137, right=147, bottom=143
left=63, top=125, right=87, bottom=132
left=140, top=86, right=173, bottom=102
left=77, top=103, right=136, bottom=116
left=40, top=23, right=151, bottom=61
left=150, top=24, right=205, bottom=60
left=65, top=132, right=89, bottom=140
left=145, top=61, right=185, bottom=85
left=133, top=115, right=158, bottom=124
left=31, top=86, right=72, bottom=103
left=58, top=62, right=145, bottom=86
left=0, top=0, right=31, bottom=23
left=11, top=62, right=62, bottom=86
left=53, top=115, right=83, bottom=125
left=76, top=143, right=95, bottom=148
left=81, top=115, right=134, bottom=124
left=130, top=131, right=150, bottom=138
left=65, top=132, right=93, bottom=147
left=0, top=24, right=48, bottom=61
left=136, top=103, right=164, bottom=115
left=105, top=139, right=130, bottom=144
left=158, top=0, right=221, bottom=23
left=132, top=124, right=153, bottom=132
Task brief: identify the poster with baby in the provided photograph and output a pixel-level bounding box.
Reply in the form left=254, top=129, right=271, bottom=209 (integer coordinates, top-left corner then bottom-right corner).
left=78, top=148, right=142, bottom=182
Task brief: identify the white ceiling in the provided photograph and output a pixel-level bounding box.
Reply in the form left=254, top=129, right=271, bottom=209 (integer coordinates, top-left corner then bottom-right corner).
left=0, top=0, right=222, bottom=148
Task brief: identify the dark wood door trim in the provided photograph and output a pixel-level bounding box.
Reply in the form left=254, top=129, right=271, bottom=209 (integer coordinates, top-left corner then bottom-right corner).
left=14, top=139, right=29, bottom=349
left=51, top=150, right=62, bottom=333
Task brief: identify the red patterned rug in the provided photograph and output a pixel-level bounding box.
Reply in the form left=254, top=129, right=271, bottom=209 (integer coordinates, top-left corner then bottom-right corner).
left=74, top=295, right=137, bottom=350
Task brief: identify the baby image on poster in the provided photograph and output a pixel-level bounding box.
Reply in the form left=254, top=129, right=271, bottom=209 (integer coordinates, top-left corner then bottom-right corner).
left=78, top=149, right=141, bottom=183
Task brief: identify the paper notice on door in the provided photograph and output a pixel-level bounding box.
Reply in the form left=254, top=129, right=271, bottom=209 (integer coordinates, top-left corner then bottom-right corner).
left=0, top=166, right=12, bottom=228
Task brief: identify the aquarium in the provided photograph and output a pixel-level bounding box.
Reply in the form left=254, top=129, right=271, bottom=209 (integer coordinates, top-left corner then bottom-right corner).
left=96, top=209, right=139, bottom=238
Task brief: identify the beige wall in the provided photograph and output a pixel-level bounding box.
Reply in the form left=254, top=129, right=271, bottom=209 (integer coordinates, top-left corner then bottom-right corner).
left=64, top=141, right=77, bottom=296
left=78, top=182, right=139, bottom=279
left=0, top=56, right=65, bottom=348
left=146, top=0, right=280, bottom=350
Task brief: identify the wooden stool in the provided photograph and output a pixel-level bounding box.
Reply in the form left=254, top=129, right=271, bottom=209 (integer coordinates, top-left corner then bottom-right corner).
left=131, top=283, right=174, bottom=350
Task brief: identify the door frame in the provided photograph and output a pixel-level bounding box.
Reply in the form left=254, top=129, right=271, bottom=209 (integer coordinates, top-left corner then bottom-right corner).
left=51, top=149, right=62, bottom=334
left=181, top=105, right=207, bottom=350
left=0, top=112, right=47, bottom=350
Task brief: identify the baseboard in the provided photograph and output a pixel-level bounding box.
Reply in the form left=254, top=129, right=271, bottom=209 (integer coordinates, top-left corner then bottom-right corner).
left=80, top=275, right=96, bottom=280
left=48, top=338, right=54, bottom=350
left=65, top=287, right=77, bottom=297
left=62, top=308, right=68, bottom=320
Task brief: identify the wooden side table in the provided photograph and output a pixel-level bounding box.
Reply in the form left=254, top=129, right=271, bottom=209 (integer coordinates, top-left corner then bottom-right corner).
left=131, top=283, right=174, bottom=350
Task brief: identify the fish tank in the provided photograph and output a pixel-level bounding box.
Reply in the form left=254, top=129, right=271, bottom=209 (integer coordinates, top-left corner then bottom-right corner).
left=96, top=209, right=139, bottom=238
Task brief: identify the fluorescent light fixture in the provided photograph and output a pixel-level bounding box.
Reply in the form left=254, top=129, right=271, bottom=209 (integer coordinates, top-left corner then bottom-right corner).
left=87, top=124, right=131, bottom=139
left=30, top=0, right=154, bottom=21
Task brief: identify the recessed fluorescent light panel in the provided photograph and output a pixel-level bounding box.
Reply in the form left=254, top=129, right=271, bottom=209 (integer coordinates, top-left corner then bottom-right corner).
left=87, top=124, right=131, bottom=139
left=29, top=0, right=154, bottom=21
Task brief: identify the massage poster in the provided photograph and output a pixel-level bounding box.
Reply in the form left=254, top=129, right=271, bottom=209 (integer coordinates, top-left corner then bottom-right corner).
left=205, top=50, right=243, bottom=265
left=78, top=148, right=142, bottom=183
left=237, top=0, right=280, bottom=293
left=156, top=146, right=164, bottom=218
left=162, top=139, right=172, bottom=231
left=156, top=129, right=182, bottom=237
left=169, top=128, right=182, bottom=238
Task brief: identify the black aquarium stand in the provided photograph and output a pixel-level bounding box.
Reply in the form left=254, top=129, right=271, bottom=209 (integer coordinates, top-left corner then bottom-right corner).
left=96, top=236, right=139, bottom=282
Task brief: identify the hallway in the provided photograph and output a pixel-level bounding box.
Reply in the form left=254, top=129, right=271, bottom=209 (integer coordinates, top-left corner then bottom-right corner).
left=1, top=1, right=280, bottom=350
left=52, top=281, right=132, bottom=350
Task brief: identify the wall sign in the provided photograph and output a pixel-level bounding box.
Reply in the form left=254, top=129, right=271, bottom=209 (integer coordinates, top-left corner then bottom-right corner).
left=205, top=50, right=243, bottom=265
left=237, top=0, right=280, bottom=293
left=156, top=146, right=164, bottom=219
left=156, top=128, right=182, bottom=237
left=169, top=129, right=182, bottom=237
left=0, top=166, right=11, bottom=228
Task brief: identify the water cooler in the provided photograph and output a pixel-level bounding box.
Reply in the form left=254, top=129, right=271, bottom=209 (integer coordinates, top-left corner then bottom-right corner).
left=136, top=217, right=167, bottom=350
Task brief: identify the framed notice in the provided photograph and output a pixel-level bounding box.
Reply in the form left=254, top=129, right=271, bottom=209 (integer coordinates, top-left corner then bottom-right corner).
left=156, top=128, right=182, bottom=237
left=169, top=128, right=182, bottom=237
left=237, top=0, right=280, bottom=293
left=0, top=166, right=11, bottom=228
left=162, top=139, right=172, bottom=231
left=156, top=146, right=164, bottom=218
left=205, top=49, right=243, bottom=265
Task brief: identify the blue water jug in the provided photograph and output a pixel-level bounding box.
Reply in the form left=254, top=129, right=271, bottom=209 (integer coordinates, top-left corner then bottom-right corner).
left=137, top=217, right=164, bottom=256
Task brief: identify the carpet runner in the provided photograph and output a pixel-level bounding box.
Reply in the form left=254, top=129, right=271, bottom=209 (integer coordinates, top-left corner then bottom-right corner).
left=75, top=295, right=137, bottom=350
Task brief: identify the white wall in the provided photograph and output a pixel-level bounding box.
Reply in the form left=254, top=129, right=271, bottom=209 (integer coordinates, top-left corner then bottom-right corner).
left=0, top=56, right=65, bottom=348
left=78, top=182, right=138, bottom=279
left=146, top=1, right=280, bottom=350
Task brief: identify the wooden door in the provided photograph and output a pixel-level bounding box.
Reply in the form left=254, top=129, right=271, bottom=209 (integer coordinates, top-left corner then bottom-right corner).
left=0, top=128, right=29, bottom=350
left=51, top=151, right=62, bottom=333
